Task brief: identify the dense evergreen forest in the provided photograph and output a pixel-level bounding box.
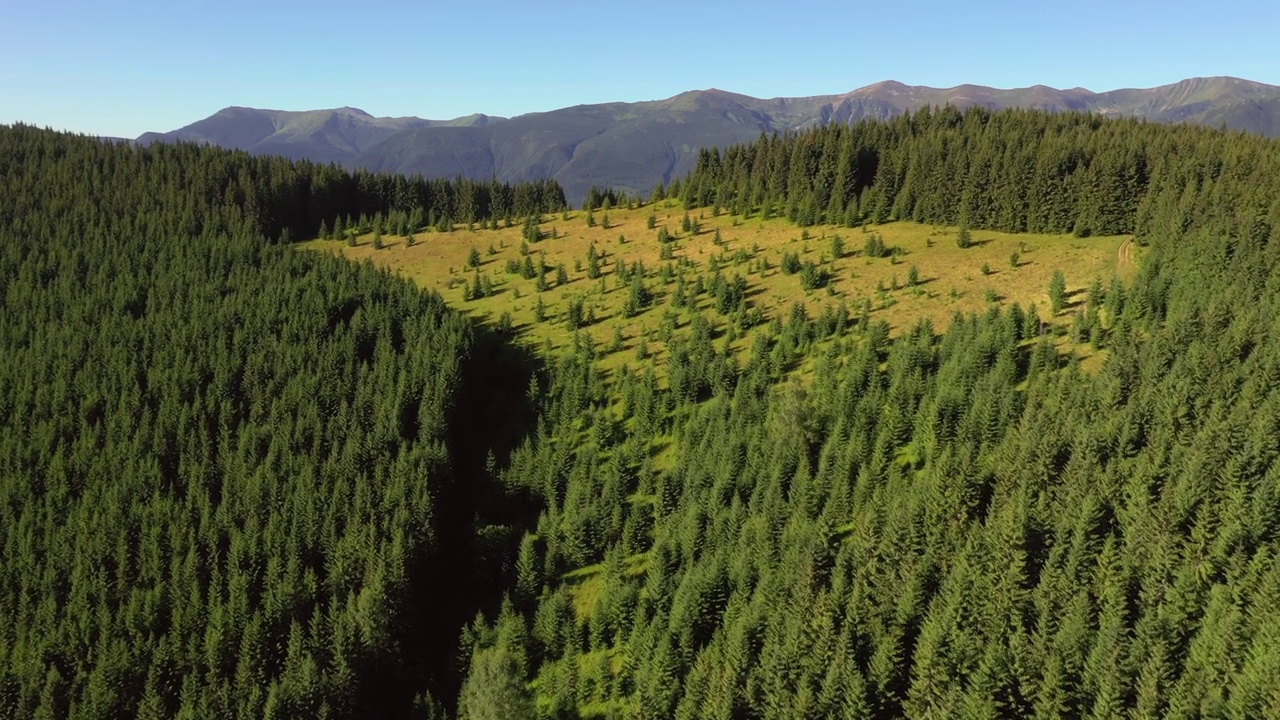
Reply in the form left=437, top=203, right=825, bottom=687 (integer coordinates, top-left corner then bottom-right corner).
left=0, top=126, right=558, bottom=719
left=674, top=107, right=1276, bottom=242
left=459, top=111, right=1280, bottom=719
left=3, top=106, right=1280, bottom=720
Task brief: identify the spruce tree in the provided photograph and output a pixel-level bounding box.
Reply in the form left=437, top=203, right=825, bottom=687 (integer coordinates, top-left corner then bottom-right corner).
left=1049, top=269, right=1067, bottom=314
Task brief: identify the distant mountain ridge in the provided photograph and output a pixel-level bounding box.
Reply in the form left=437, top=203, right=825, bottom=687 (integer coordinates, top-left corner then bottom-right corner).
left=137, top=76, right=1280, bottom=202
left=136, top=106, right=502, bottom=164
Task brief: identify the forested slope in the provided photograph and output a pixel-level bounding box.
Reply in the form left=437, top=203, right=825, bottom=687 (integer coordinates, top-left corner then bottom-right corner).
left=460, top=111, right=1280, bottom=719
left=5, top=106, right=1280, bottom=720
left=0, top=127, right=560, bottom=719
left=675, top=106, right=1276, bottom=241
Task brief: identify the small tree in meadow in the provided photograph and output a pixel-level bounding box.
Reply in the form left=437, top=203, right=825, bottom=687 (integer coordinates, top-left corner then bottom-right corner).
left=1049, top=270, right=1067, bottom=314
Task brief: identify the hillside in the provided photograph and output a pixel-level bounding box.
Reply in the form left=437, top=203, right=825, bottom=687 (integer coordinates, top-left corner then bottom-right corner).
left=137, top=76, right=1280, bottom=202
left=0, top=126, right=557, bottom=719
left=423, top=109, right=1280, bottom=719
left=6, top=107, right=1280, bottom=719
left=136, top=106, right=501, bottom=164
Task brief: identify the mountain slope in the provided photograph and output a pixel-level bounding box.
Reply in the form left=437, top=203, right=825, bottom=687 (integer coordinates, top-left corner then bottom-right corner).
left=138, top=76, right=1280, bottom=201
left=136, top=106, right=502, bottom=164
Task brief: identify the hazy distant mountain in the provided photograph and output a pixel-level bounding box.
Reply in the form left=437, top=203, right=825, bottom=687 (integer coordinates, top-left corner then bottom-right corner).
left=136, top=106, right=502, bottom=164
left=138, top=77, right=1280, bottom=202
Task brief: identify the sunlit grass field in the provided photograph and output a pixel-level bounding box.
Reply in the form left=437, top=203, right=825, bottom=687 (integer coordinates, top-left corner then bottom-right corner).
left=301, top=202, right=1129, bottom=375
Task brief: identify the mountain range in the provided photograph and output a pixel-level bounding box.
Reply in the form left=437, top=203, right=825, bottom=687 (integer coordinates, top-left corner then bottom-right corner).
left=137, top=76, right=1280, bottom=203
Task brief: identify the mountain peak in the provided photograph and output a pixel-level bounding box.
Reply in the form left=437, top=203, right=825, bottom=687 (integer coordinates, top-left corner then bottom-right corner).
left=335, top=106, right=372, bottom=117
left=859, top=80, right=910, bottom=93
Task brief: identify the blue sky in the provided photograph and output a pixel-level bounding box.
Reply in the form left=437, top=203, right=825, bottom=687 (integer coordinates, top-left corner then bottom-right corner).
left=3, top=0, right=1278, bottom=138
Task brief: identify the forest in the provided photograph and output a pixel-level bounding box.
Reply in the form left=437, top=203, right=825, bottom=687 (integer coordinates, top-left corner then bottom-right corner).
left=2, top=105, right=1280, bottom=719
left=0, top=128, right=556, bottom=718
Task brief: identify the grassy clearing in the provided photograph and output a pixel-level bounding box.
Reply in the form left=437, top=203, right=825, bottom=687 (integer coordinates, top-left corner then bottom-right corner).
left=301, top=202, right=1126, bottom=374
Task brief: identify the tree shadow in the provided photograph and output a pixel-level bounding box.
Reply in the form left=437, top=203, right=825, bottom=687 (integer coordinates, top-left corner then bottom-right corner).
left=369, top=322, right=546, bottom=718
left=1061, top=288, right=1087, bottom=311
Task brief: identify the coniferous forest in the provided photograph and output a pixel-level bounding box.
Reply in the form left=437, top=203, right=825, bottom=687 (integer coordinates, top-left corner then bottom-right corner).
left=4, top=107, right=1280, bottom=719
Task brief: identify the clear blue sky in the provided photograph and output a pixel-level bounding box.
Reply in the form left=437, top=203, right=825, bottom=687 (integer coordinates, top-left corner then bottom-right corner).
left=4, top=0, right=1278, bottom=138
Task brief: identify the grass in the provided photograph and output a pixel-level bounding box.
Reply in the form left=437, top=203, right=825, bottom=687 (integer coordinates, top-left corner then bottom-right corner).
left=562, top=552, right=650, bottom=622
left=301, top=202, right=1127, bottom=376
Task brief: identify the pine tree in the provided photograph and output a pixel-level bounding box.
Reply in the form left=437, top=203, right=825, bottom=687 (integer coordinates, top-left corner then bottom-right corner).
left=1049, top=269, right=1067, bottom=314
left=587, top=244, right=602, bottom=279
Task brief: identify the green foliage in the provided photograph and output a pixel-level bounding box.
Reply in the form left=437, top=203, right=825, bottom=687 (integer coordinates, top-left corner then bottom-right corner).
left=675, top=105, right=1190, bottom=236
left=458, top=610, right=534, bottom=720
left=522, top=216, right=542, bottom=243
left=651, top=181, right=666, bottom=202
left=798, top=260, right=827, bottom=291
left=13, top=105, right=1280, bottom=720
left=457, top=106, right=1280, bottom=720
left=565, top=295, right=588, bottom=328
left=587, top=243, right=602, bottom=280
left=624, top=272, right=652, bottom=318
left=711, top=272, right=748, bottom=315
left=1049, top=269, right=1067, bottom=314
left=864, top=232, right=888, bottom=258
left=0, top=125, right=552, bottom=719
